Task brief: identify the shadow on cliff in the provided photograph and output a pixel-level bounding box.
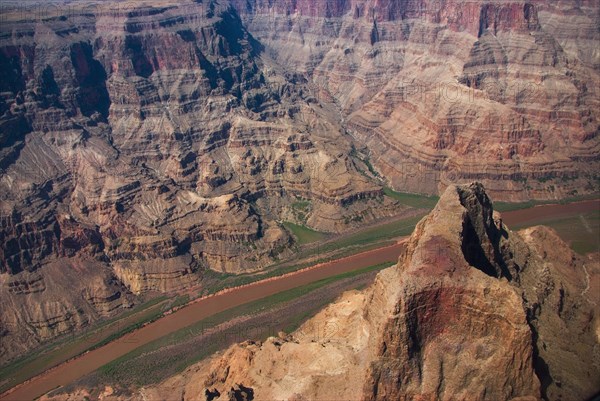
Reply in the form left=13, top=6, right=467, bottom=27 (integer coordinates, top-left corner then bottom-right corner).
left=70, top=42, right=111, bottom=119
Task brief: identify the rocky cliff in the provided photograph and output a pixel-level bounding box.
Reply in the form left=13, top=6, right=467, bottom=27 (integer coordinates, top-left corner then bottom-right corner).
left=0, top=0, right=401, bottom=361
left=232, top=0, right=600, bottom=200
left=0, top=257, right=135, bottom=359
left=0, top=0, right=390, bottom=276
left=55, top=183, right=599, bottom=401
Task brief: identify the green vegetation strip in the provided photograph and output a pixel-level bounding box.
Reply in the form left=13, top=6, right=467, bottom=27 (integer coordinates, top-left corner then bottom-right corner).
left=282, top=221, right=327, bottom=245
left=313, top=215, right=422, bottom=254
left=84, top=295, right=190, bottom=352
left=511, top=210, right=600, bottom=255
left=97, top=262, right=394, bottom=386
left=494, top=193, right=600, bottom=212
left=383, top=187, right=439, bottom=209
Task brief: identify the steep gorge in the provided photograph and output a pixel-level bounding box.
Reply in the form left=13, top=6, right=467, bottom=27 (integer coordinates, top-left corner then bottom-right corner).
left=1, top=0, right=599, bottom=371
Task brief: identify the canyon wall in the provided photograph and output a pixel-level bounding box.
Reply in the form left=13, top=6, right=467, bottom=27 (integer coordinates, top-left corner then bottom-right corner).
left=1, top=0, right=599, bottom=366
left=232, top=0, right=600, bottom=200
left=0, top=0, right=400, bottom=361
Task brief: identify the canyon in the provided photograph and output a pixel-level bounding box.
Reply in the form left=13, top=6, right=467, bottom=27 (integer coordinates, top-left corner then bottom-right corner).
left=0, top=0, right=401, bottom=361
left=37, top=183, right=600, bottom=401
left=232, top=0, right=600, bottom=199
left=0, top=0, right=599, bottom=391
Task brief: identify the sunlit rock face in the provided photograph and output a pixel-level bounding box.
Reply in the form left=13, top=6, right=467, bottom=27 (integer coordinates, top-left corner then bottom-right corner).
left=0, top=0, right=400, bottom=361
left=362, top=183, right=599, bottom=401
left=231, top=0, right=600, bottom=201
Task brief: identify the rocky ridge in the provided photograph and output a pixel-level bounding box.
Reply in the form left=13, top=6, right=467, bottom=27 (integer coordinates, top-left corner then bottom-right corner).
left=46, top=183, right=600, bottom=401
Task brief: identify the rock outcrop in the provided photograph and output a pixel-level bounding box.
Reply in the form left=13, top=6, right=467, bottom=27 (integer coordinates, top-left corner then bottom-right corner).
left=0, top=257, right=134, bottom=359
left=56, top=183, right=599, bottom=401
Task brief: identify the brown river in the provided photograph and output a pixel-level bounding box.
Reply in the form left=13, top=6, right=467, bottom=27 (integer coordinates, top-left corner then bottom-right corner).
left=1, top=199, right=598, bottom=401
left=501, top=199, right=599, bottom=227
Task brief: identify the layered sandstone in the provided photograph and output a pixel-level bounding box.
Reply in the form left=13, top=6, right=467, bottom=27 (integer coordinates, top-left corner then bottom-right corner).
left=0, top=0, right=402, bottom=360
left=52, top=183, right=600, bottom=401
left=232, top=0, right=600, bottom=201
left=0, top=258, right=134, bottom=359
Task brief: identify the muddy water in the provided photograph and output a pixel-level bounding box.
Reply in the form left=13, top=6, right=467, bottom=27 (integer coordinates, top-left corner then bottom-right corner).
left=2, top=198, right=598, bottom=401
left=0, top=243, right=405, bottom=401
left=501, top=199, right=599, bottom=227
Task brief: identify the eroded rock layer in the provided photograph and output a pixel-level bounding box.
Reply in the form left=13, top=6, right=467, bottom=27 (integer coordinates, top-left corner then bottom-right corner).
left=232, top=0, right=600, bottom=200
left=55, top=183, right=600, bottom=401
left=0, top=0, right=401, bottom=361
left=0, top=257, right=134, bottom=359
